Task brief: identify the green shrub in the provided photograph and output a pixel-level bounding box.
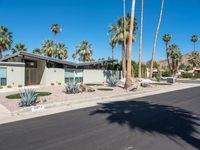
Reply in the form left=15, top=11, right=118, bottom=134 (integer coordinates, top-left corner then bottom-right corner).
left=0, top=86, right=3, bottom=89
left=19, top=88, right=38, bottom=107
left=51, top=83, right=55, bottom=86
left=181, top=73, right=193, bottom=78
left=162, top=69, right=171, bottom=77
left=194, top=73, right=200, bottom=78
left=18, top=85, right=23, bottom=88
left=58, top=82, right=62, bottom=85
left=7, top=85, right=12, bottom=88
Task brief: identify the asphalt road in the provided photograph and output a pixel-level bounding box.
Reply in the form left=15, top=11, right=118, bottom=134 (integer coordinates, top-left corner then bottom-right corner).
left=177, top=79, right=200, bottom=84
left=0, top=87, right=200, bottom=150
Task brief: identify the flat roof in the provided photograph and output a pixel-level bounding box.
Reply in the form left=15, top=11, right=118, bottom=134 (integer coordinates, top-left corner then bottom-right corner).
left=0, top=62, right=25, bottom=66
left=0, top=51, right=116, bottom=67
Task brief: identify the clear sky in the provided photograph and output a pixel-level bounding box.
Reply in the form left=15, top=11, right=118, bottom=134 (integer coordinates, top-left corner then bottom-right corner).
left=1, top=0, right=200, bottom=62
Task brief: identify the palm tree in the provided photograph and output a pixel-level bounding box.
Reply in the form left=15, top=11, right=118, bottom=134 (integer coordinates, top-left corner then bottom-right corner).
left=150, top=0, right=165, bottom=79
left=168, top=44, right=182, bottom=76
left=109, top=15, right=137, bottom=78
left=32, top=48, right=42, bottom=55
left=125, top=0, right=136, bottom=89
left=109, top=34, right=117, bottom=67
left=12, top=43, right=27, bottom=54
left=163, top=34, right=172, bottom=71
left=51, top=24, right=61, bottom=57
left=73, top=40, right=93, bottom=62
left=42, top=40, right=54, bottom=57
left=56, top=43, right=68, bottom=60
left=138, top=0, right=144, bottom=79
left=0, top=26, right=13, bottom=58
left=188, top=51, right=200, bottom=67
left=191, top=35, right=198, bottom=51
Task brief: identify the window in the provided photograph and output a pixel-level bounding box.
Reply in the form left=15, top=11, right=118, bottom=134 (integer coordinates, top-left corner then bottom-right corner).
left=0, top=67, right=7, bottom=86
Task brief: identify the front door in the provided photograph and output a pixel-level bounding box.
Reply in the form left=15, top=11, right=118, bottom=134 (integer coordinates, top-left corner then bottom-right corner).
left=25, top=68, right=37, bottom=85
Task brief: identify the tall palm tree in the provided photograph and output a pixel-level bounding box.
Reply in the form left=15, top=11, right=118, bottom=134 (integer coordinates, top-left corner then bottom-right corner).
left=0, top=26, right=13, bottom=58
left=168, top=44, right=182, bottom=76
left=73, top=40, right=93, bottom=62
left=163, top=34, right=172, bottom=71
left=191, top=35, right=198, bottom=51
left=109, top=15, right=137, bottom=78
left=123, top=0, right=127, bottom=77
left=32, top=48, right=42, bottom=55
left=109, top=34, right=117, bottom=67
left=42, top=40, right=54, bottom=57
left=188, top=51, right=200, bottom=67
left=12, top=43, right=27, bottom=54
left=138, top=0, right=144, bottom=79
left=51, top=24, right=61, bottom=57
left=150, top=0, right=165, bottom=79
left=125, top=0, right=136, bottom=89
left=56, top=43, right=68, bottom=60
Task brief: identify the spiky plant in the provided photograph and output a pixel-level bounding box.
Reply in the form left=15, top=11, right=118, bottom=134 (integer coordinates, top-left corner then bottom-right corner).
left=19, top=88, right=38, bottom=107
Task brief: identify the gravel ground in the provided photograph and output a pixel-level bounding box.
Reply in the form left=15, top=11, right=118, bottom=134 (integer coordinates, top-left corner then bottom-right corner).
left=0, top=84, right=180, bottom=112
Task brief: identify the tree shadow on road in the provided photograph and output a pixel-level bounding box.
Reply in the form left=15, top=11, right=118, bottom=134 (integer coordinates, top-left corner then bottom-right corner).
left=90, top=101, right=200, bottom=149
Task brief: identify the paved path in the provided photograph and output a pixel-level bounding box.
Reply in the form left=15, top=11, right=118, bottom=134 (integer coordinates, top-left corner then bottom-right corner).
left=0, top=87, right=200, bottom=150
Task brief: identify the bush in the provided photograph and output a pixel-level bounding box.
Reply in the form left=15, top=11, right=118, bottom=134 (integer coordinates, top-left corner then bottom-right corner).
left=19, top=88, right=38, bottom=107
left=162, top=69, right=171, bottom=77
left=7, top=85, right=12, bottom=88
left=0, top=86, right=3, bottom=89
left=194, top=73, right=200, bottom=78
left=181, top=73, right=193, bottom=78
left=51, top=83, right=55, bottom=86
left=64, top=83, right=80, bottom=94
left=18, top=85, right=23, bottom=88
left=58, top=82, right=62, bottom=85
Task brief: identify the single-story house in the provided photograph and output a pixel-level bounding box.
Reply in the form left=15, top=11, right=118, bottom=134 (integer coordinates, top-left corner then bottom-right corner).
left=0, top=51, right=121, bottom=87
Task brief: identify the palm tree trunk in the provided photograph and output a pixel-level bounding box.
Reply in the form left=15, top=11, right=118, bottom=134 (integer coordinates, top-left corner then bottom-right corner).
left=0, top=51, right=2, bottom=59
left=150, top=0, right=165, bottom=79
left=122, top=0, right=127, bottom=78
left=125, top=0, right=136, bottom=89
left=194, top=42, right=196, bottom=51
left=112, top=48, right=114, bottom=67
left=54, top=33, right=56, bottom=58
left=138, top=0, right=144, bottom=79
left=122, top=44, right=126, bottom=78
left=166, top=42, right=171, bottom=72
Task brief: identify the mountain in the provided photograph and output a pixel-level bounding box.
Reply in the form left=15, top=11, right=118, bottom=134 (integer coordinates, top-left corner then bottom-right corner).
left=157, top=51, right=200, bottom=68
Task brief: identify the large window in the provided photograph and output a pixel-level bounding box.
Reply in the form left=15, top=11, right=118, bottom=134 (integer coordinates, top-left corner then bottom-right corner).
left=0, top=67, right=7, bottom=86
left=65, top=69, right=83, bottom=84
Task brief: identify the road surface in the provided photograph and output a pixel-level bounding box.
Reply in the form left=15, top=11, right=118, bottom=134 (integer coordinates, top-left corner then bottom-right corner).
left=0, top=87, right=200, bottom=150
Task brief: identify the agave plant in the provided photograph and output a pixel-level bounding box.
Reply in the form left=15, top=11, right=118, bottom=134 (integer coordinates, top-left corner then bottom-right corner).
left=19, top=88, right=38, bottom=107
left=107, top=76, right=118, bottom=87
left=64, top=83, right=80, bottom=94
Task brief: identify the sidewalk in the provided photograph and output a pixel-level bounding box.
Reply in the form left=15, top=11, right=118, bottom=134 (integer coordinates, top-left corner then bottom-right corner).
left=0, top=83, right=199, bottom=125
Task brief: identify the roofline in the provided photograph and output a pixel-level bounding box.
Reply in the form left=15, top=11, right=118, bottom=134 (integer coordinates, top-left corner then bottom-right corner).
left=0, top=62, right=25, bottom=66
left=0, top=52, right=116, bottom=67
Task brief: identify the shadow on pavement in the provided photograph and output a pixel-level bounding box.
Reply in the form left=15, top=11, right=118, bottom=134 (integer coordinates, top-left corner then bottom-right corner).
left=90, top=100, right=200, bottom=149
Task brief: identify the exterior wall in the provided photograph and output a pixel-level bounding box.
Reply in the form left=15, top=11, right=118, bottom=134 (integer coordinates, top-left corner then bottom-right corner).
left=7, top=66, right=25, bottom=86
left=45, top=68, right=65, bottom=85
left=83, top=70, right=121, bottom=84
left=0, top=63, right=25, bottom=87
left=37, top=60, right=46, bottom=85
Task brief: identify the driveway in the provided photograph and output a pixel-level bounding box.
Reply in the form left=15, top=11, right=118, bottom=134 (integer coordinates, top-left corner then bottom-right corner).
left=0, top=87, right=200, bottom=150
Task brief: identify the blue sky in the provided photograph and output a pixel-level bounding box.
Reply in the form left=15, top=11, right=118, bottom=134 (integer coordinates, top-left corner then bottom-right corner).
left=1, top=0, right=200, bottom=62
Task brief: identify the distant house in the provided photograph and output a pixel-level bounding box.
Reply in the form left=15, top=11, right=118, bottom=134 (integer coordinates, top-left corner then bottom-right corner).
left=0, top=52, right=120, bottom=87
